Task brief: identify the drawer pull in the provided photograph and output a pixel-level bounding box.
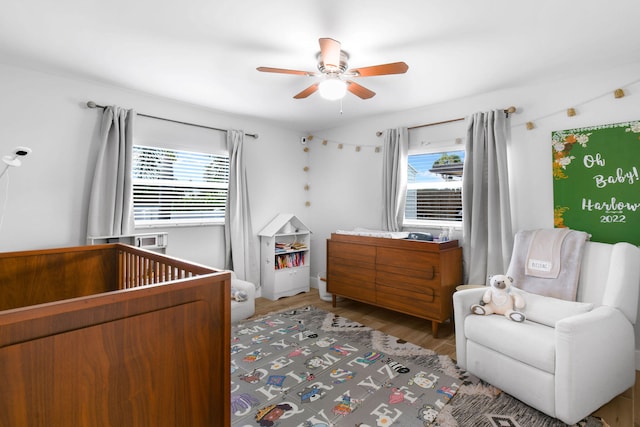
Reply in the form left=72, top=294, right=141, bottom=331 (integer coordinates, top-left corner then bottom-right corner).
left=424, top=288, right=435, bottom=303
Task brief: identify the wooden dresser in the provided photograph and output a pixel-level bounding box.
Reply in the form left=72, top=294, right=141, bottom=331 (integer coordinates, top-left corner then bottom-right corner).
left=326, top=233, right=462, bottom=337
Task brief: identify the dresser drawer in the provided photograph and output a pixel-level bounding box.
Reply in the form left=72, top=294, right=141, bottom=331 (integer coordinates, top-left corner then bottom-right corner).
left=376, top=247, right=440, bottom=276
left=327, top=262, right=376, bottom=303
left=376, top=284, right=443, bottom=319
left=375, top=270, right=442, bottom=295
left=328, top=240, right=375, bottom=267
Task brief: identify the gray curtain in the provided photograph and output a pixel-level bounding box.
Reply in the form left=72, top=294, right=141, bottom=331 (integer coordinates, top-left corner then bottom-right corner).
left=462, top=110, right=513, bottom=285
left=87, top=106, right=136, bottom=237
left=224, top=130, right=259, bottom=285
left=382, top=127, right=409, bottom=231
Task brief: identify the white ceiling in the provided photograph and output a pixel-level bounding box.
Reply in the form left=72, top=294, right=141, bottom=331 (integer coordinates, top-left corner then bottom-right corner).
left=1, top=0, right=639, bottom=132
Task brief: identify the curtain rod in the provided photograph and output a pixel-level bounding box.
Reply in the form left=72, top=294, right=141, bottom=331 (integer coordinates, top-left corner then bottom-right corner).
left=86, top=101, right=259, bottom=139
left=375, top=106, right=517, bottom=137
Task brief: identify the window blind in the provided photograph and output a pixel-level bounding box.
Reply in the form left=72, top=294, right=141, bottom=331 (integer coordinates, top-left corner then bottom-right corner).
left=405, top=151, right=464, bottom=224
left=132, top=145, right=229, bottom=226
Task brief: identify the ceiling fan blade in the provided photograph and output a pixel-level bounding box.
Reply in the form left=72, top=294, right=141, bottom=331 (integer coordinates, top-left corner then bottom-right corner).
left=319, top=38, right=341, bottom=68
left=293, top=83, right=319, bottom=99
left=346, top=81, right=376, bottom=99
left=257, top=66, right=314, bottom=76
left=348, top=62, right=409, bottom=77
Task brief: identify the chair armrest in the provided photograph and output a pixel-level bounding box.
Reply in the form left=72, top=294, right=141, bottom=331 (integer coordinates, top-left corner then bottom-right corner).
left=603, top=242, right=640, bottom=323
left=222, top=269, right=256, bottom=300
left=453, top=287, right=486, bottom=313
left=555, top=306, right=635, bottom=422
left=232, top=278, right=256, bottom=300
left=453, top=287, right=486, bottom=369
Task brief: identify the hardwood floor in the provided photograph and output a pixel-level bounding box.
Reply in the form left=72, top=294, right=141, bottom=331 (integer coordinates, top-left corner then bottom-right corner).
left=251, top=288, right=634, bottom=426
left=252, top=288, right=456, bottom=360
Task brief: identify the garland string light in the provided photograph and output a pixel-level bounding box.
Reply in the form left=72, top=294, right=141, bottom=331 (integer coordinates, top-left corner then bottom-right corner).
left=303, top=79, right=640, bottom=152
left=304, top=134, right=382, bottom=153
left=516, top=78, right=640, bottom=130
left=303, top=138, right=311, bottom=207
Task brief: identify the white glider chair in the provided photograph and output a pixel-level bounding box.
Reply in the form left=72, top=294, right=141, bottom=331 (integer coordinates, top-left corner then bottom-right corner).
left=454, top=232, right=640, bottom=424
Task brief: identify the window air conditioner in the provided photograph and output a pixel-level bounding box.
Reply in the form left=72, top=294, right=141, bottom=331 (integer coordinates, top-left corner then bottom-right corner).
left=87, top=233, right=168, bottom=253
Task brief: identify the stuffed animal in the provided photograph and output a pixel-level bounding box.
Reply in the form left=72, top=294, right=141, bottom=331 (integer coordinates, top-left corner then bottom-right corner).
left=231, top=287, right=248, bottom=302
left=471, top=274, right=525, bottom=322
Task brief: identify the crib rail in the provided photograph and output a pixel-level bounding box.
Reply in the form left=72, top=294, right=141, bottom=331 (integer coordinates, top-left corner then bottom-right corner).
left=115, top=244, right=219, bottom=289
left=0, top=243, right=223, bottom=312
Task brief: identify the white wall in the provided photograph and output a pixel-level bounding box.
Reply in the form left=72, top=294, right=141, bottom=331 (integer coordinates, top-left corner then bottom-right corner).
left=0, top=62, right=309, bottom=270
left=308, top=60, right=640, bottom=362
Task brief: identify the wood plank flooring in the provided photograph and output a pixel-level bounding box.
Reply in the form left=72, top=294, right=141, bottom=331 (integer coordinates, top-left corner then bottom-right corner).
left=252, top=288, right=456, bottom=360
left=252, top=288, right=634, bottom=426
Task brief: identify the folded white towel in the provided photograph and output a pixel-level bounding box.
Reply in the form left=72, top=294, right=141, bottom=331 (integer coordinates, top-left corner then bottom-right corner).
left=525, top=228, right=571, bottom=278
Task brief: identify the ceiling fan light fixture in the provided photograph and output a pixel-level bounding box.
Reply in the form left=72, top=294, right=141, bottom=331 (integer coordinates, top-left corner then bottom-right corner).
left=257, top=38, right=407, bottom=100
left=318, top=78, right=347, bottom=100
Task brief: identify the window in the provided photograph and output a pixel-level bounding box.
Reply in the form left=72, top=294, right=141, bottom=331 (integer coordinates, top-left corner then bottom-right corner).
left=132, top=145, right=229, bottom=227
left=405, top=150, right=464, bottom=226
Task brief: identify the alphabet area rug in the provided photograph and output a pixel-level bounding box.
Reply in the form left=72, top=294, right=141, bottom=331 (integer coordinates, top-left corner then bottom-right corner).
left=230, top=305, right=605, bottom=427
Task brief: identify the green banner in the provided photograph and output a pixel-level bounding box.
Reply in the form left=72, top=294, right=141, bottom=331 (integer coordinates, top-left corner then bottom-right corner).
left=552, top=120, right=640, bottom=245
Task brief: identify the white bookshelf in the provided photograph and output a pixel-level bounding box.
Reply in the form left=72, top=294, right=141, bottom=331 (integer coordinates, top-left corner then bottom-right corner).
left=258, top=214, right=310, bottom=300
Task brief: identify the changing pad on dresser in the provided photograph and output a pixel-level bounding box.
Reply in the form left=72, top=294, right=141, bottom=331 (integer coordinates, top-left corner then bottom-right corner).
left=335, top=227, right=409, bottom=239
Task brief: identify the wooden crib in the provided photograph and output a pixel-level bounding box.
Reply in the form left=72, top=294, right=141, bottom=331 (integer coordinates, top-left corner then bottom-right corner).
left=0, top=243, right=230, bottom=426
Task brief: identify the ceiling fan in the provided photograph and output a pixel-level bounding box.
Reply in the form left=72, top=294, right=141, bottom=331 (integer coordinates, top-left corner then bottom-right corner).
left=257, top=38, right=409, bottom=100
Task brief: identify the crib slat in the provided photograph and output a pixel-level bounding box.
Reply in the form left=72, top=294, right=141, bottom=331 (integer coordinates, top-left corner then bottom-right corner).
left=114, top=245, right=220, bottom=290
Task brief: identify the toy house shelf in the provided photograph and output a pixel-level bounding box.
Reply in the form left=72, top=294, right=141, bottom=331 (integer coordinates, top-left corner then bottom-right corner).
left=258, top=214, right=311, bottom=300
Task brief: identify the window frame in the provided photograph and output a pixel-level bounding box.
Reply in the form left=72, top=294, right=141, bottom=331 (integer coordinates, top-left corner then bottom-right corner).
left=131, top=144, right=230, bottom=228
left=404, top=143, right=465, bottom=229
